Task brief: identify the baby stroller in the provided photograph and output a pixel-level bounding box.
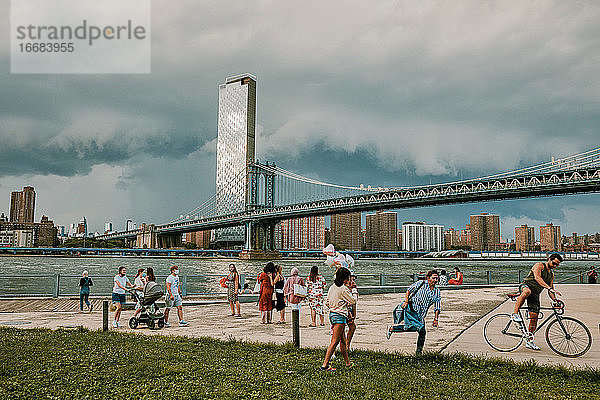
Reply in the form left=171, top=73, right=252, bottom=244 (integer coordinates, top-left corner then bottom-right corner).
left=128, top=281, right=166, bottom=329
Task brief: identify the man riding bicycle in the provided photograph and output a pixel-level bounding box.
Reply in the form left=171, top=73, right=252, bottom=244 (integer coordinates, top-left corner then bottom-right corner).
left=511, top=253, right=563, bottom=350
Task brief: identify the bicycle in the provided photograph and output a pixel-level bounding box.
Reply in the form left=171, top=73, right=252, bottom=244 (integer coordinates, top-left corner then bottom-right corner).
left=483, top=294, right=592, bottom=358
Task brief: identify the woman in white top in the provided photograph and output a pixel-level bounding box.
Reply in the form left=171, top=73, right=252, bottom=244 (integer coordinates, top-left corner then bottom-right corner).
left=321, top=267, right=356, bottom=371
left=132, top=268, right=147, bottom=318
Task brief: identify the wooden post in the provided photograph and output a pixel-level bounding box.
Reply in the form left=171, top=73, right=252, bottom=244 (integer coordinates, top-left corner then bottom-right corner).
left=486, top=271, right=491, bottom=284
left=102, top=300, right=109, bottom=332
left=292, top=309, right=300, bottom=348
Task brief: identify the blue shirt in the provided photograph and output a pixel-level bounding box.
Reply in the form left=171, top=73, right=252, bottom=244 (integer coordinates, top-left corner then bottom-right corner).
left=408, top=280, right=441, bottom=322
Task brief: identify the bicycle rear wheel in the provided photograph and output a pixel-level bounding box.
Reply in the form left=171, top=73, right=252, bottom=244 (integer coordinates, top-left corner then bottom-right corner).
left=484, top=313, right=523, bottom=352
left=545, top=316, right=592, bottom=358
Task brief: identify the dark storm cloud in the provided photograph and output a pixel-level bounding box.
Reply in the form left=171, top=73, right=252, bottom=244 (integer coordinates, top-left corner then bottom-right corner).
left=0, top=72, right=213, bottom=177
left=2, top=0, right=600, bottom=232
left=0, top=133, right=202, bottom=177
left=3, top=1, right=600, bottom=179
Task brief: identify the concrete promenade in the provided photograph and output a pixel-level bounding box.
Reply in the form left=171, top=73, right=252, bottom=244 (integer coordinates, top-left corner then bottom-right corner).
left=1, top=285, right=598, bottom=368
left=443, top=284, right=600, bottom=369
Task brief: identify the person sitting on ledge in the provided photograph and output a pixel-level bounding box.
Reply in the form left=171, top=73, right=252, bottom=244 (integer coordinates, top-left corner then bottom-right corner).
left=241, top=283, right=252, bottom=294
left=438, top=269, right=448, bottom=286
left=448, top=267, right=463, bottom=285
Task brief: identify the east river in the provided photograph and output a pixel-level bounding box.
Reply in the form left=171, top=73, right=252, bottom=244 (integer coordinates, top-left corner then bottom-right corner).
left=0, top=256, right=596, bottom=296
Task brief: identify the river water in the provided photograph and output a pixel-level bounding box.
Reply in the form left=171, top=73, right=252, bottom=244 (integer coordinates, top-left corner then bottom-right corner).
left=0, top=256, right=595, bottom=297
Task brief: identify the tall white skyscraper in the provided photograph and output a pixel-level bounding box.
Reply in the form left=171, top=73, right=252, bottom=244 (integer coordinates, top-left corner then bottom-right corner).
left=402, top=222, right=444, bottom=252
left=215, top=74, right=257, bottom=243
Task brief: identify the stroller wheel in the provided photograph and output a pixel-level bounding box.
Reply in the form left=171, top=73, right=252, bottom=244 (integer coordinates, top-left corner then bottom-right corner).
left=128, top=317, right=139, bottom=329
left=157, top=319, right=165, bottom=329
left=147, top=319, right=156, bottom=329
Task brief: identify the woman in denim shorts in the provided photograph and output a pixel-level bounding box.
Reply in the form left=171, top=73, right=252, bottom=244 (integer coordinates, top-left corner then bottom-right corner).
left=321, top=267, right=356, bottom=371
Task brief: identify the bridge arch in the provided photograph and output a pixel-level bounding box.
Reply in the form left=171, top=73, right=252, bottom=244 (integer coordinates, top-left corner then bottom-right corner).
left=548, top=174, right=560, bottom=184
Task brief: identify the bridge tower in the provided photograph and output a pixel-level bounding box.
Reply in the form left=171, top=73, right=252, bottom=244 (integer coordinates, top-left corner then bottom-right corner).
left=241, top=161, right=280, bottom=259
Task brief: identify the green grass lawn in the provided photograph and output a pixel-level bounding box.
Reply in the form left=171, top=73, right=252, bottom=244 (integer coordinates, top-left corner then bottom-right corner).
left=0, top=327, right=598, bottom=399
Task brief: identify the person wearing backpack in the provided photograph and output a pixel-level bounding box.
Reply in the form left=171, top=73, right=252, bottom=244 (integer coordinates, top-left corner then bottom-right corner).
left=386, top=270, right=441, bottom=354
left=79, top=270, right=93, bottom=313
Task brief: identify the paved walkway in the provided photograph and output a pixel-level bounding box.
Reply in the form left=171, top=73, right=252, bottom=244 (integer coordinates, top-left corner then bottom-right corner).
left=1, top=285, right=598, bottom=368
left=443, top=284, right=600, bottom=369
left=0, top=288, right=507, bottom=353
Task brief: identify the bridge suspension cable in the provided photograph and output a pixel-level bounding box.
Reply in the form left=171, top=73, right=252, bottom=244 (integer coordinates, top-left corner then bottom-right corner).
left=168, top=165, right=248, bottom=223
left=171, top=146, right=600, bottom=224
left=462, top=147, right=600, bottom=183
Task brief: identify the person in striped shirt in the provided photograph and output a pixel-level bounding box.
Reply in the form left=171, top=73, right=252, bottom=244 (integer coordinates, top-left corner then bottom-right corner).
left=386, top=270, right=442, bottom=354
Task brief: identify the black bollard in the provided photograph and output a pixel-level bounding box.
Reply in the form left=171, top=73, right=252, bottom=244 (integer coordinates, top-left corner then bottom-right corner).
left=292, top=308, right=300, bottom=348
left=102, top=300, right=109, bottom=332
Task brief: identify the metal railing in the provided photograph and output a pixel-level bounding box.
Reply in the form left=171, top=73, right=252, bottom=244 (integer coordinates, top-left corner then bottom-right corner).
left=0, top=270, right=592, bottom=298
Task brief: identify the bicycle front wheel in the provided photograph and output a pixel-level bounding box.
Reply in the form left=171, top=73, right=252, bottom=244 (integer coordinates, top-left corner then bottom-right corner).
left=545, top=316, right=592, bottom=358
left=484, top=313, right=523, bottom=352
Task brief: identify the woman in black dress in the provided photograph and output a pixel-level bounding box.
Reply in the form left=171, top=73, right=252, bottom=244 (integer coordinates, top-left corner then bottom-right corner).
left=274, top=265, right=286, bottom=323
left=227, top=264, right=241, bottom=317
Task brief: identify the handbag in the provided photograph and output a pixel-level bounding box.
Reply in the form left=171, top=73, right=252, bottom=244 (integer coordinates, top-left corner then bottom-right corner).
left=293, top=283, right=307, bottom=298
left=219, top=276, right=228, bottom=288
left=391, top=280, right=426, bottom=331
left=392, top=304, right=424, bottom=331
left=253, top=281, right=261, bottom=293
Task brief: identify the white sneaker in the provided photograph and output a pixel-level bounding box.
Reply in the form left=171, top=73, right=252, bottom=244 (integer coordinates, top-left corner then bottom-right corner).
left=179, top=320, right=189, bottom=326
left=112, top=321, right=118, bottom=328
left=510, top=313, right=523, bottom=323
left=526, top=340, right=541, bottom=351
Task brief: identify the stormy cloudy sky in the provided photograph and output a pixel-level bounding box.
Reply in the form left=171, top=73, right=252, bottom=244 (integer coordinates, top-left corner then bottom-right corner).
left=1, top=1, right=599, bottom=239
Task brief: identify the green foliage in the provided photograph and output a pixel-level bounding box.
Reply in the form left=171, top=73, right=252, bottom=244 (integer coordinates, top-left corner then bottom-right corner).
left=59, top=238, right=126, bottom=248
left=0, top=327, right=598, bottom=399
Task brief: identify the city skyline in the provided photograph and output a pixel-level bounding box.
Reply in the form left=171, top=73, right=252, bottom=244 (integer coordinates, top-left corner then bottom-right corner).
left=2, top=183, right=600, bottom=243
left=1, top=2, right=599, bottom=236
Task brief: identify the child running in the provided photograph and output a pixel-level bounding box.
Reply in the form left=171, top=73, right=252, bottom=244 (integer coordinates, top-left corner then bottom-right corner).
left=321, top=267, right=356, bottom=371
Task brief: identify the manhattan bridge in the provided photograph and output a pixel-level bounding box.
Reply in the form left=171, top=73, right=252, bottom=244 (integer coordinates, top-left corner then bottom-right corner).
left=98, top=75, right=600, bottom=257
left=99, top=146, right=600, bottom=253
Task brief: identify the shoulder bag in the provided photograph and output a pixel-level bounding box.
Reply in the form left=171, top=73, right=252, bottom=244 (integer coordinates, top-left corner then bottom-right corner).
left=392, top=280, right=426, bottom=331
left=293, top=283, right=307, bottom=298
left=219, top=276, right=228, bottom=288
